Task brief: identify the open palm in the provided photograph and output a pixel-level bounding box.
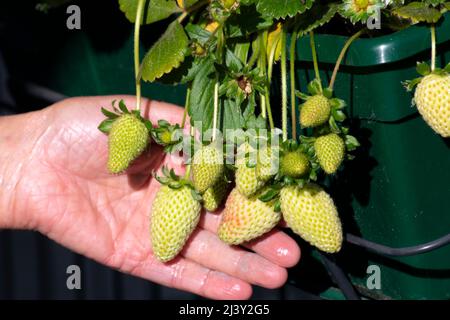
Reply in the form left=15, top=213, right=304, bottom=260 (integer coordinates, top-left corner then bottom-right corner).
left=16, top=96, right=300, bottom=299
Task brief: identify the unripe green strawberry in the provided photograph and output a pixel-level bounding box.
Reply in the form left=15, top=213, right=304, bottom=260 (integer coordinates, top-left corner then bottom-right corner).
left=218, top=188, right=281, bottom=245
left=300, top=95, right=331, bottom=128
left=203, top=178, right=229, bottom=212
left=151, top=185, right=201, bottom=262
left=234, top=142, right=264, bottom=197
left=280, top=151, right=310, bottom=178
left=280, top=184, right=342, bottom=253
left=414, top=73, right=450, bottom=137
left=191, top=145, right=224, bottom=194
left=107, top=114, right=149, bottom=174
left=256, top=146, right=279, bottom=182
left=235, top=162, right=265, bottom=197
left=314, top=133, right=345, bottom=174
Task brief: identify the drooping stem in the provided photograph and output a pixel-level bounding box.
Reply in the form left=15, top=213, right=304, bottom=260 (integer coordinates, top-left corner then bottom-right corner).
left=431, top=24, right=436, bottom=72
left=281, top=29, right=288, bottom=142
left=289, top=30, right=298, bottom=140
left=329, top=29, right=364, bottom=91
left=181, top=86, right=191, bottom=129
left=212, top=80, right=219, bottom=141
left=309, top=31, right=322, bottom=92
left=177, top=0, right=209, bottom=23
left=134, top=0, right=145, bottom=111
left=258, top=32, right=267, bottom=119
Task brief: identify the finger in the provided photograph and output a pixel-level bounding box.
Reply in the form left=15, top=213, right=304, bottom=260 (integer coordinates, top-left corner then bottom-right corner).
left=181, top=228, right=288, bottom=289
left=199, top=212, right=301, bottom=268
left=134, top=255, right=252, bottom=300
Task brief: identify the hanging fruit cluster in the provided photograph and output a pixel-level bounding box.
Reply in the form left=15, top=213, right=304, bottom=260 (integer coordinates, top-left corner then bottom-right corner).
left=95, top=0, right=450, bottom=263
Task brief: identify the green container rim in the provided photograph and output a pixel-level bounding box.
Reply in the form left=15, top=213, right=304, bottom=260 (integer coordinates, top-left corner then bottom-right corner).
left=292, top=13, right=450, bottom=67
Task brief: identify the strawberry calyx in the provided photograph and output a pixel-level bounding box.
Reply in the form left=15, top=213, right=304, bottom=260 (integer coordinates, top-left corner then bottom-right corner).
left=154, top=166, right=202, bottom=201
left=151, top=119, right=184, bottom=153
left=403, top=61, right=450, bottom=91
left=98, top=99, right=152, bottom=134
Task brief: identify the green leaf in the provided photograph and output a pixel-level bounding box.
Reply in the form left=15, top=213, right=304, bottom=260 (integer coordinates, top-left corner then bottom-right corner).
left=402, top=77, right=422, bottom=91
left=226, top=3, right=274, bottom=38
left=307, top=79, right=322, bottom=95
left=322, top=87, right=333, bottom=99
left=98, top=119, right=115, bottom=134
left=189, top=57, right=216, bottom=132
left=345, top=134, right=360, bottom=151
left=119, top=0, right=182, bottom=24
left=141, top=20, right=189, bottom=82
left=444, top=62, right=450, bottom=73
left=258, top=188, right=279, bottom=202
left=185, top=23, right=212, bottom=45
left=444, top=2, right=450, bottom=10
left=392, top=2, right=442, bottom=24
left=223, top=99, right=244, bottom=133
left=118, top=100, right=130, bottom=113
left=256, top=0, right=314, bottom=19
left=416, top=61, right=431, bottom=76
left=101, top=107, right=119, bottom=119
left=295, top=2, right=339, bottom=37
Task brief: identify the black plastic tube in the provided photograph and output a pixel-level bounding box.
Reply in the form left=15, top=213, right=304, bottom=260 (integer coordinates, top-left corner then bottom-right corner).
left=317, top=252, right=360, bottom=300
left=346, top=233, right=450, bottom=257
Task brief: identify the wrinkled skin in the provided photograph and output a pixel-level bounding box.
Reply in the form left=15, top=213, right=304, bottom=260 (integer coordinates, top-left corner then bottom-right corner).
left=0, top=96, right=300, bottom=299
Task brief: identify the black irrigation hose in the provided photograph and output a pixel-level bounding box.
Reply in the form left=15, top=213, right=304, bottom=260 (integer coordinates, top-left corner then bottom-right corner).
left=346, top=233, right=450, bottom=257
left=317, top=252, right=360, bottom=300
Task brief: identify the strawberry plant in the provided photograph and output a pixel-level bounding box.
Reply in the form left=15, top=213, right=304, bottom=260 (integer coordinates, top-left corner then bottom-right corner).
left=90, top=0, right=450, bottom=262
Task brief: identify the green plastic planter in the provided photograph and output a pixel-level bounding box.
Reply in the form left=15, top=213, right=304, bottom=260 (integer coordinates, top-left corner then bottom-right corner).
left=291, top=15, right=450, bottom=299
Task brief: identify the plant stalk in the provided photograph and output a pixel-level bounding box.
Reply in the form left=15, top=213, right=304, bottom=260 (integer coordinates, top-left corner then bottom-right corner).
left=281, top=29, right=288, bottom=142
left=329, top=29, right=364, bottom=91
left=431, top=24, right=436, bottom=72
left=289, top=30, right=298, bottom=140
left=212, top=81, right=219, bottom=141
left=309, top=31, right=322, bottom=92
left=134, top=0, right=146, bottom=111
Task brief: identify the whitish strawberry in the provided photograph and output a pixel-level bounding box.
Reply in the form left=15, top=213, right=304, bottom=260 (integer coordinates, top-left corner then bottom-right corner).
left=414, top=73, right=450, bottom=137
left=151, top=185, right=201, bottom=262
left=314, top=133, right=345, bottom=174
left=256, top=146, right=279, bottom=182
left=280, top=184, right=342, bottom=253
left=280, top=151, right=310, bottom=178
left=218, top=188, right=281, bottom=245
left=300, top=95, right=331, bottom=128
left=107, top=114, right=149, bottom=174
left=203, top=178, right=229, bottom=212
left=191, top=144, right=224, bottom=194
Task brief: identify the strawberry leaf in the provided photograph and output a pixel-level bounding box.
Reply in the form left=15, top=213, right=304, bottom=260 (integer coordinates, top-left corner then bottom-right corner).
left=141, top=20, right=189, bottom=82
left=295, top=2, right=338, bottom=37
left=118, top=99, right=130, bottom=113
left=98, top=119, right=115, bottom=134
left=256, top=0, right=314, bottom=19
left=307, top=79, right=322, bottom=95
left=119, top=0, right=182, bottom=25
left=101, top=107, right=119, bottom=119
left=416, top=61, right=431, bottom=76
left=189, top=57, right=215, bottom=132
left=392, top=2, right=442, bottom=24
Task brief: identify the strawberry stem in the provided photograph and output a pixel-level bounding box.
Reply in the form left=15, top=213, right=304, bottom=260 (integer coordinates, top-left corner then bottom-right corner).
left=212, top=80, right=219, bottom=142
left=281, top=28, right=288, bottom=142
left=181, top=86, right=191, bottom=129
left=134, top=0, right=145, bottom=112
left=329, top=29, right=364, bottom=91
left=177, top=0, right=209, bottom=23
left=258, top=32, right=267, bottom=120
left=289, top=30, right=298, bottom=141
left=431, top=24, right=436, bottom=72
left=309, top=31, right=322, bottom=92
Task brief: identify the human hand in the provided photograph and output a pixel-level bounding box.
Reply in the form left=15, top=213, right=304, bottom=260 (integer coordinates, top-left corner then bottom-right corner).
left=0, top=96, right=300, bottom=299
